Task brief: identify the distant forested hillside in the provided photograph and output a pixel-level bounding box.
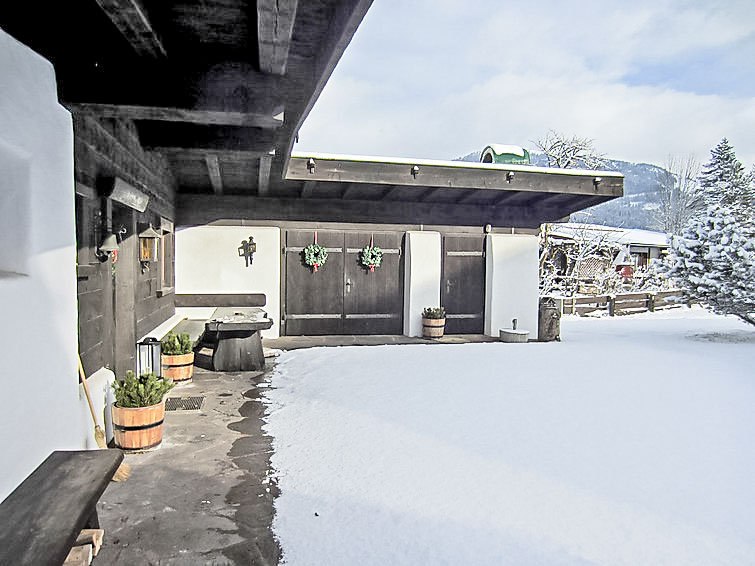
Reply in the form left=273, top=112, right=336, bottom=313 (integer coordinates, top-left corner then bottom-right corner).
left=455, top=150, right=666, bottom=229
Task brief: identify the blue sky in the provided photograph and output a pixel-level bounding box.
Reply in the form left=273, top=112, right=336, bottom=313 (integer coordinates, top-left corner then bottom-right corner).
left=297, top=0, right=755, bottom=169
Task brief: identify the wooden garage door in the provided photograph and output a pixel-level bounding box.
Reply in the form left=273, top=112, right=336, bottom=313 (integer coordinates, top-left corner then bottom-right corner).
left=442, top=235, right=485, bottom=334
left=284, top=230, right=403, bottom=335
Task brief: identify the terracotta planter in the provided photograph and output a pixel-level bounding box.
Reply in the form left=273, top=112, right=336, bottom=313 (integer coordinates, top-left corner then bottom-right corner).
left=422, top=317, right=446, bottom=338
left=161, top=352, right=195, bottom=383
left=112, top=400, right=166, bottom=452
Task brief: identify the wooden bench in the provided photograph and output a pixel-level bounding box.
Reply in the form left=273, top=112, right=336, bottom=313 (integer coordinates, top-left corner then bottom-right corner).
left=0, top=450, right=123, bottom=565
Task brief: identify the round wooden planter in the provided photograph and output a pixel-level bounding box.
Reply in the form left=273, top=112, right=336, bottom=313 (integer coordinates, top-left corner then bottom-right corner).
left=422, top=317, right=446, bottom=338
left=161, top=352, right=195, bottom=383
left=112, top=401, right=166, bottom=452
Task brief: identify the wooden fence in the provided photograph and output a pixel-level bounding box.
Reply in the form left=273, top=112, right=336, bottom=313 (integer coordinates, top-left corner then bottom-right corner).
left=555, top=290, right=683, bottom=317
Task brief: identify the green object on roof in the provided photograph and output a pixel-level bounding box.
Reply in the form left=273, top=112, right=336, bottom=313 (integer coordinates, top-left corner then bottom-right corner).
left=480, top=144, right=530, bottom=165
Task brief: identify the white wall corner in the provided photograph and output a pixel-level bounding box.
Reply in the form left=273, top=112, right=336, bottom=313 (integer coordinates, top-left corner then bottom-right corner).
left=484, top=234, right=539, bottom=337
left=403, top=231, right=442, bottom=336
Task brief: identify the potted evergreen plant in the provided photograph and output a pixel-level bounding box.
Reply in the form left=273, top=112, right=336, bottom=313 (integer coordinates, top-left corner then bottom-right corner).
left=161, top=331, right=195, bottom=383
left=422, top=307, right=447, bottom=338
left=111, top=371, right=174, bottom=452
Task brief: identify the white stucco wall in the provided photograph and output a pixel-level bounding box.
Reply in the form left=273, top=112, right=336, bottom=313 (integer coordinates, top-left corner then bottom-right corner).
left=175, top=226, right=281, bottom=338
left=484, top=234, right=539, bottom=337
left=78, top=367, right=116, bottom=448
left=403, top=231, right=442, bottom=337
left=0, top=30, right=83, bottom=499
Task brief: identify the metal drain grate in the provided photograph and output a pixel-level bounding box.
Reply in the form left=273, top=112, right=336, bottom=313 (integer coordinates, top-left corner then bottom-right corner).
left=166, top=396, right=206, bottom=412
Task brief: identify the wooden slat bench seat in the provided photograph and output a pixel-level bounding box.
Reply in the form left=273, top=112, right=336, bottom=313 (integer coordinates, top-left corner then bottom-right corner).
left=0, top=450, right=123, bottom=566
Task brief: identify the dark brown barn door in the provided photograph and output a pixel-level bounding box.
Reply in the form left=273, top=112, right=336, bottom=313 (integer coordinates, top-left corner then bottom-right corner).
left=284, top=230, right=403, bottom=335
left=442, top=235, right=485, bottom=333
left=284, top=230, right=344, bottom=335
left=343, top=232, right=403, bottom=334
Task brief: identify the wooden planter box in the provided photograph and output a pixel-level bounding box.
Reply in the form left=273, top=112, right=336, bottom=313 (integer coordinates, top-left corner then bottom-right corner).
left=422, top=317, right=446, bottom=338
left=161, top=352, right=195, bottom=383
left=112, top=401, right=166, bottom=452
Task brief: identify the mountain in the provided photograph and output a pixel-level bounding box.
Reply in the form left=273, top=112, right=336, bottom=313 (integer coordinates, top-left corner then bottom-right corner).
left=454, top=150, right=665, bottom=229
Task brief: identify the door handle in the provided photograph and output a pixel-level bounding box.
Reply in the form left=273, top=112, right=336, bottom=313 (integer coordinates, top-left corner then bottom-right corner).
left=345, top=278, right=352, bottom=293
left=445, top=279, right=454, bottom=294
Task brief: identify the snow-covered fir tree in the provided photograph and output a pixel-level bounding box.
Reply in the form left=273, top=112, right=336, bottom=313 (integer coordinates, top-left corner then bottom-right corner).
left=698, top=138, right=754, bottom=219
left=664, top=206, right=755, bottom=326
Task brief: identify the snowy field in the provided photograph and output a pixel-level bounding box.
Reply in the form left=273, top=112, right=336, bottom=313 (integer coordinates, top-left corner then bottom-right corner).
left=262, top=308, right=755, bottom=565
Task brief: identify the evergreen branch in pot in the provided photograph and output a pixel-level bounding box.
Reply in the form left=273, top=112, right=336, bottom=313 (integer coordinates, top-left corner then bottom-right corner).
left=112, top=371, right=174, bottom=408
left=161, top=332, right=193, bottom=355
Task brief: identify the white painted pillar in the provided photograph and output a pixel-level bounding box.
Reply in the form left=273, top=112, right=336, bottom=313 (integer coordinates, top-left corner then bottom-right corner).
left=403, top=231, right=442, bottom=336
left=484, top=234, right=539, bottom=337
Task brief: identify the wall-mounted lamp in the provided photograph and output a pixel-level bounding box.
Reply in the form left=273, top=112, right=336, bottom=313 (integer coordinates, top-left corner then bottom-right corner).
left=484, top=224, right=492, bottom=234
left=238, top=236, right=257, bottom=267
left=411, top=165, right=420, bottom=178
left=506, top=171, right=515, bottom=183
left=138, top=225, right=161, bottom=269
left=593, top=176, right=603, bottom=190
left=307, top=158, right=316, bottom=173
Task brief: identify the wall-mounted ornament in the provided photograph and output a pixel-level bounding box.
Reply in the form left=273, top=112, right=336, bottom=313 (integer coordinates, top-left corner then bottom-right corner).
left=238, top=236, right=257, bottom=267
left=303, top=231, right=327, bottom=272
left=360, top=233, right=383, bottom=272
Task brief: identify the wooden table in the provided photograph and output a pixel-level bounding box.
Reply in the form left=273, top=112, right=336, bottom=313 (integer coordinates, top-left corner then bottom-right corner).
left=0, top=450, right=123, bottom=565
left=205, top=307, right=273, bottom=371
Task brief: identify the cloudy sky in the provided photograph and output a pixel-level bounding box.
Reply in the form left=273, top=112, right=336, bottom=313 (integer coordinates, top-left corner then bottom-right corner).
left=297, top=0, right=755, bottom=169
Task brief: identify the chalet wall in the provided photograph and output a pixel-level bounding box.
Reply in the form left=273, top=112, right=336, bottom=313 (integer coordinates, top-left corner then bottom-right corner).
left=174, top=226, right=281, bottom=338
left=0, top=30, right=83, bottom=499
left=73, top=114, right=177, bottom=377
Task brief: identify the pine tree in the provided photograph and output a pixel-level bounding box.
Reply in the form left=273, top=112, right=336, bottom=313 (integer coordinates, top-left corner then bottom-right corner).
left=664, top=206, right=755, bottom=326
left=698, top=138, right=753, bottom=218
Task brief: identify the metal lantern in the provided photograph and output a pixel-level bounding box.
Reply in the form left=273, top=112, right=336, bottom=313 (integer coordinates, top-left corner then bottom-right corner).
left=137, top=337, right=162, bottom=377
left=138, top=224, right=161, bottom=262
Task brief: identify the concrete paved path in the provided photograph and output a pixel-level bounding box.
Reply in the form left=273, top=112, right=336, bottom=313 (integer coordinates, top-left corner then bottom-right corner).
left=97, top=355, right=279, bottom=565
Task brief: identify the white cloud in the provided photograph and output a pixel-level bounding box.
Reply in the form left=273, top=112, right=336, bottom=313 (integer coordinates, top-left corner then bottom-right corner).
left=297, top=0, right=755, bottom=167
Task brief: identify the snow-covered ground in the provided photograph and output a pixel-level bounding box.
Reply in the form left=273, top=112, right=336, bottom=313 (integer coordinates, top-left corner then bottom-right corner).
left=262, top=308, right=755, bottom=565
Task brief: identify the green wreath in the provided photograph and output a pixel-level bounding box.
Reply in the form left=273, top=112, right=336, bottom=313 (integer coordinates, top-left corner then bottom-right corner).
left=303, top=243, right=328, bottom=271
left=360, top=245, right=383, bottom=272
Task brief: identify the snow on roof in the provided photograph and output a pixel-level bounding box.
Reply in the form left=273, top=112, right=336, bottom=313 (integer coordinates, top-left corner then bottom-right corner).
left=291, top=151, right=624, bottom=178
left=548, top=223, right=670, bottom=247
left=483, top=144, right=527, bottom=157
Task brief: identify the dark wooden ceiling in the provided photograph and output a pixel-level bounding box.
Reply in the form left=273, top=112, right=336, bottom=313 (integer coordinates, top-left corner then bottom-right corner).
left=0, top=0, right=372, bottom=198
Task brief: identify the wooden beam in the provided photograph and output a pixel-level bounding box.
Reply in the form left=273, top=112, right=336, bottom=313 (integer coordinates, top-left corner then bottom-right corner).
left=205, top=156, right=223, bottom=195
left=258, top=154, right=273, bottom=196
left=177, top=195, right=555, bottom=229
left=257, top=0, right=298, bottom=75
left=288, top=156, right=623, bottom=197
left=300, top=180, right=316, bottom=198
left=95, top=0, right=166, bottom=58
left=66, top=104, right=283, bottom=129
left=138, top=124, right=276, bottom=153
left=150, top=148, right=271, bottom=161
left=341, top=183, right=361, bottom=199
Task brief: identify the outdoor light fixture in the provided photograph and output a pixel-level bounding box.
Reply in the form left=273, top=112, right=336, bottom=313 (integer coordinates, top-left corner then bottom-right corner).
left=307, top=158, right=316, bottom=173
left=137, top=337, right=162, bottom=377
left=506, top=171, right=515, bottom=182
left=238, top=236, right=257, bottom=267
left=139, top=224, right=161, bottom=268
left=593, top=176, right=603, bottom=189
left=411, top=165, right=420, bottom=178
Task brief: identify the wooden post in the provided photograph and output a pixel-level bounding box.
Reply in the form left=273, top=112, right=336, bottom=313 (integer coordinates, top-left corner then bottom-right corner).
left=608, top=295, right=616, bottom=317
left=648, top=293, right=655, bottom=312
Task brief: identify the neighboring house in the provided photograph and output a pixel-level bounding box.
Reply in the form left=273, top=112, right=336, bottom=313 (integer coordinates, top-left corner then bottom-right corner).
left=0, top=2, right=623, bottom=498
left=542, top=223, right=668, bottom=293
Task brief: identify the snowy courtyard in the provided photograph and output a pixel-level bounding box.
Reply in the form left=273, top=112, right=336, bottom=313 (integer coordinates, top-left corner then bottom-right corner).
left=263, top=308, right=755, bottom=565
